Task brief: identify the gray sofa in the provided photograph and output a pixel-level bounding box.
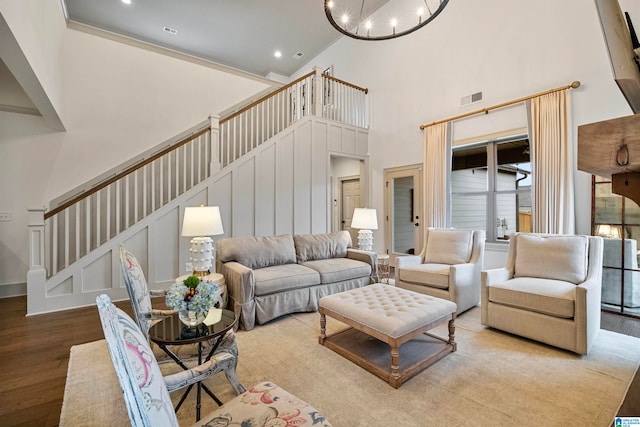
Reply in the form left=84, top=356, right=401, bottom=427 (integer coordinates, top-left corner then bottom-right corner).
left=216, top=231, right=376, bottom=330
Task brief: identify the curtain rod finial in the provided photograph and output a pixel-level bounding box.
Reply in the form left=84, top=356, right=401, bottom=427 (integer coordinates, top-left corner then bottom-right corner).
left=571, top=81, right=581, bottom=89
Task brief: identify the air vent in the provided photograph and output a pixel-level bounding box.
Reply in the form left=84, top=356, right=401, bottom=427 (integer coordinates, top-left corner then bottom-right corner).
left=461, top=91, right=483, bottom=106
left=293, top=51, right=304, bottom=59
left=163, top=26, right=178, bottom=35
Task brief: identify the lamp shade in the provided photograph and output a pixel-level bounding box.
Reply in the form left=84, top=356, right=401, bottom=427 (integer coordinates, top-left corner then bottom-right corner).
left=181, top=206, right=224, bottom=237
left=351, top=208, right=378, bottom=230
left=595, top=224, right=621, bottom=238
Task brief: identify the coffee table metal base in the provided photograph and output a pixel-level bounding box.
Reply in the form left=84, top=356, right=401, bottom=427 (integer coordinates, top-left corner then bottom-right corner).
left=319, top=308, right=456, bottom=389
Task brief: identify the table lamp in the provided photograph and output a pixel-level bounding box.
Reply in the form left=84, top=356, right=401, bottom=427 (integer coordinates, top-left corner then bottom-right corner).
left=351, top=208, right=378, bottom=251
left=181, top=206, right=224, bottom=276
left=595, top=224, right=621, bottom=239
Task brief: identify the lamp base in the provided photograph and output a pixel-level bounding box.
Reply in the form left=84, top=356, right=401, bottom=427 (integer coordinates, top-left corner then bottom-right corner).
left=357, top=229, right=374, bottom=252
left=189, top=236, right=214, bottom=274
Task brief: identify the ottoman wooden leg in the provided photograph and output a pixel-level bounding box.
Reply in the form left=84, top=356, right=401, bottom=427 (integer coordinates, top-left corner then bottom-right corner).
left=448, top=315, right=457, bottom=352
left=389, top=344, right=402, bottom=389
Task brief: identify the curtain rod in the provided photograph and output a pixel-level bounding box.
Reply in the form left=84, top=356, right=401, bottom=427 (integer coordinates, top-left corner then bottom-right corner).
left=419, top=81, right=581, bottom=130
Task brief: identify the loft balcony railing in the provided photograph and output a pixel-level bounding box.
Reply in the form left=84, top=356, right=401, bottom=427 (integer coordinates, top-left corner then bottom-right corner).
left=30, top=68, right=368, bottom=278
left=219, top=70, right=368, bottom=167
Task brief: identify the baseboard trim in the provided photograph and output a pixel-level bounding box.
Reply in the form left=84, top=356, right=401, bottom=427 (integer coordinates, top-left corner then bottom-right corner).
left=0, top=283, right=27, bottom=299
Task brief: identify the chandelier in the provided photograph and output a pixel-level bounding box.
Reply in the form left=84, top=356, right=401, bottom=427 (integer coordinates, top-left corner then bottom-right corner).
left=324, top=0, right=450, bottom=41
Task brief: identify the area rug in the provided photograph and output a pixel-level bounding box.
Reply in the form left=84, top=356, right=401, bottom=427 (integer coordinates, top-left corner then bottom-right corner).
left=188, top=307, right=640, bottom=427
left=61, top=307, right=640, bottom=427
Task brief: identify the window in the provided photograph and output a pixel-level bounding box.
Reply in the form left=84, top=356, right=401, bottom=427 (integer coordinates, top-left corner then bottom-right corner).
left=450, top=135, right=531, bottom=242
left=592, top=176, right=640, bottom=317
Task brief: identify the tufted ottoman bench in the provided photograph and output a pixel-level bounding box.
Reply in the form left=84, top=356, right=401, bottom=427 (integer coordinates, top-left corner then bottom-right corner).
left=319, top=283, right=457, bottom=388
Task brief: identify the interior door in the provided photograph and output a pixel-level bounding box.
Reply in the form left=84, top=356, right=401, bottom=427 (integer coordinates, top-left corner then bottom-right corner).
left=341, top=178, right=361, bottom=246
left=384, top=166, right=423, bottom=265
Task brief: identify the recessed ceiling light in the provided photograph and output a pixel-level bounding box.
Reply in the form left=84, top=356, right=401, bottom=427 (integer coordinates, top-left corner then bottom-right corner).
left=121, top=0, right=131, bottom=4
left=274, top=51, right=282, bottom=58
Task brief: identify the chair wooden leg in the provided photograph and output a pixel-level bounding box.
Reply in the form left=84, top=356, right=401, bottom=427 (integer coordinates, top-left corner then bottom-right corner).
left=225, top=367, right=247, bottom=395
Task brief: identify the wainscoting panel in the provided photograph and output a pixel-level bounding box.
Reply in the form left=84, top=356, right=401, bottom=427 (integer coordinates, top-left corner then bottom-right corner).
left=294, top=121, right=313, bottom=234
left=29, top=116, right=368, bottom=314
left=342, top=127, right=357, bottom=154
left=47, top=275, right=72, bottom=297
left=153, top=207, right=180, bottom=285
left=212, top=173, right=233, bottom=240
left=233, top=158, right=256, bottom=237
left=255, top=145, right=276, bottom=237
left=275, top=131, right=295, bottom=235
left=81, top=251, right=112, bottom=292
left=312, top=121, right=329, bottom=233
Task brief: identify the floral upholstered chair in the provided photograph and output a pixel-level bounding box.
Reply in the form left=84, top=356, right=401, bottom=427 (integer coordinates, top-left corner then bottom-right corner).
left=96, top=294, right=333, bottom=427
left=119, top=246, right=245, bottom=395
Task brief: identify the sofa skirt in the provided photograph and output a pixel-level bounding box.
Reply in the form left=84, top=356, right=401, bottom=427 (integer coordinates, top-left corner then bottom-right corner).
left=255, top=277, right=370, bottom=325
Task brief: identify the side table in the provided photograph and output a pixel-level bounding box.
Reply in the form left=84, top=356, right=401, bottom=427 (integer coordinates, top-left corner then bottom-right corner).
left=176, top=272, right=227, bottom=308
left=148, top=309, right=237, bottom=421
left=377, top=253, right=390, bottom=284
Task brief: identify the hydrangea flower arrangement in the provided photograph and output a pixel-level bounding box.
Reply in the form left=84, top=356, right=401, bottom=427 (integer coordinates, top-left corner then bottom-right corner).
left=166, top=275, right=220, bottom=314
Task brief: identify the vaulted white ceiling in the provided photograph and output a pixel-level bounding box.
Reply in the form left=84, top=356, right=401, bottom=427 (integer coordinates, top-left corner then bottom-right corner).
left=62, top=0, right=388, bottom=78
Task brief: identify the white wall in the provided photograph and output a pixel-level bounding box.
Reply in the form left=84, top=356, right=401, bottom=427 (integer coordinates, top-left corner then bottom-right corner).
left=0, top=0, right=67, bottom=128
left=0, top=3, right=273, bottom=294
left=293, top=0, right=640, bottom=262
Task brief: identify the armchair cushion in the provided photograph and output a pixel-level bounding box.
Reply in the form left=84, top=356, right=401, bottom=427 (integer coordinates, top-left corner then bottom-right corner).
left=397, top=263, right=451, bottom=289
left=514, top=234, right=589, bottom=284
left=487, top=277, right=576, bottom=319
left=424, top=229, right=473, bottom=265
left=217, top=235, right=296, bottom=270
left=293, top=231, right=351, bottom=262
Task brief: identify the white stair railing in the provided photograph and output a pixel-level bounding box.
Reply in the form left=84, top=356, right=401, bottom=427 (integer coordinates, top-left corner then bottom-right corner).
left=219, top=68, right=369, bottom=167
left=41, top=127, right=213, bottom=277
left=28, top=70, right=368, bottom=301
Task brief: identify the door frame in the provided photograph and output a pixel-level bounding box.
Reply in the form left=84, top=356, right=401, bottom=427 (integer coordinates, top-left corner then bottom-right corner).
left=384, top=164, right=423, bottom=266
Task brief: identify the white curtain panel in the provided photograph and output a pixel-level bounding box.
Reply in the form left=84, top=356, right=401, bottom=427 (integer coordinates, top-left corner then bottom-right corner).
left=423, top=122, right=449, bottom=231
left=528, top=89, right=575, bottom=234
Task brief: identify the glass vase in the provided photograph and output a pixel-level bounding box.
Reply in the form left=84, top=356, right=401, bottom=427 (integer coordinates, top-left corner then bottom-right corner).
left=178, top=309, right=207, bottom=327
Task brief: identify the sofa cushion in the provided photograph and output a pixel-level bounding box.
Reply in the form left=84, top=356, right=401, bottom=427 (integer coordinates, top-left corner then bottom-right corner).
left=217, top=235, right=296, bottom=270
left=293, top=231, right=351, bottom=263
left=424, top=229, right=473, bottom=265
left=488, top=277, right=576, bottom=318
left=301, top=258, right=371, bottom=284
left=514, top=234, right=589, bottom=284
left=253, top=264, right=320, bottom=296
left=397, top=263, right=450, bottom=289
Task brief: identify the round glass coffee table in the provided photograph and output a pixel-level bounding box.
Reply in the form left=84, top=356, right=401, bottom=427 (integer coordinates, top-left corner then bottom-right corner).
left=148, top=309, right=237, bottom=421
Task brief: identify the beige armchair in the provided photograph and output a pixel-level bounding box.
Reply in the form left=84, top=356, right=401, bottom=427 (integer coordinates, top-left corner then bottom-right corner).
left=396, top=228, right=485, bottom=314
left=481, top=233, right=603, bottom=355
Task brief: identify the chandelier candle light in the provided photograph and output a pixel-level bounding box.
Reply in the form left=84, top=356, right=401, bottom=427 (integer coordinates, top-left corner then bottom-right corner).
left=351, top=207, right=378, bottom=251
left=181, top=206, right=224, bottom=276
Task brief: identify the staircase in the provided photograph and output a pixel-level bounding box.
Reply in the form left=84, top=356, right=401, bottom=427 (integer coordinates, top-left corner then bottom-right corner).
left=26, top=68, right=369, bottom=315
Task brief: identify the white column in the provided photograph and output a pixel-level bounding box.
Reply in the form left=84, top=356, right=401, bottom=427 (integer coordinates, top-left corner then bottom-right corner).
left=27, top=206, right=47, bottom=315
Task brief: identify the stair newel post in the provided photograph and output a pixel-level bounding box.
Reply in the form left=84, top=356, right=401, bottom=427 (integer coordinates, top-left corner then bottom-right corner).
left=313, top=66, right=324, bottom=118
left=27, top=206, right=47, bottom=315
left=209, top=115, right=221, bottom=174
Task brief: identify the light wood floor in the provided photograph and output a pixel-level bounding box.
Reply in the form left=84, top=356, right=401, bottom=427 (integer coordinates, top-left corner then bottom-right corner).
left=1, top=295, right=638, bottom=426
